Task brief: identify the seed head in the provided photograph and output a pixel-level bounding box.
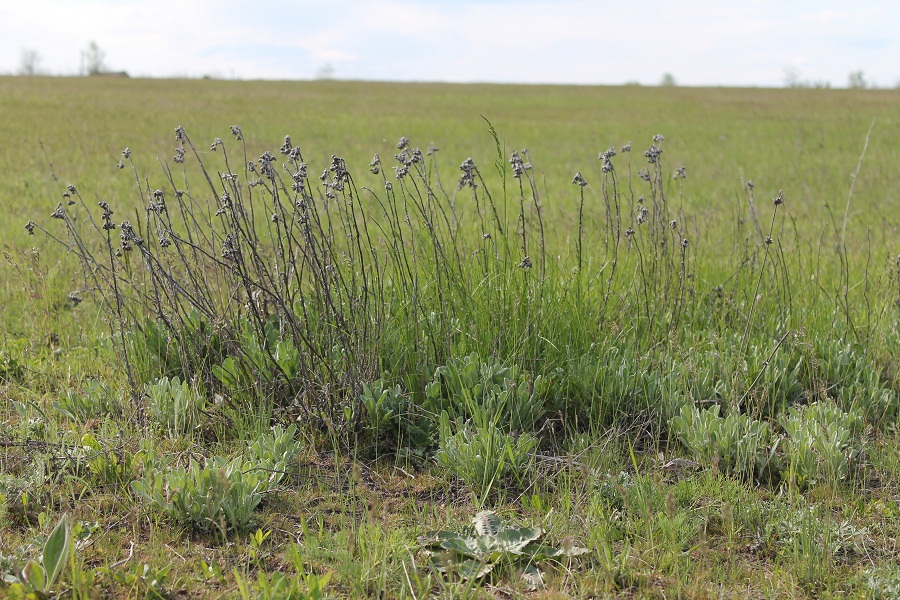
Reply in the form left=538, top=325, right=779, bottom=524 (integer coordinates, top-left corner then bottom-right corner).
left=229, top=125, right=243, bottom=140
left=25, top=220, right=36, bottom=235
left=51, top=203, right=65, bottom=219
left=621, top=142, right=632, bottom=153
left=773, top=190, right=784, bottom=206
left=518, top=256, right=533, bottom=270
left=397, top=136, right=410, bottom=150
left=458, top=157, right=477, bottom=190
left=210, top=137, right=223, bottom=151
left=279, top=135, right=292, bottom=155
left=121, top=147, right=131, bottom=159
left=572, top=172, right=588, bottom=187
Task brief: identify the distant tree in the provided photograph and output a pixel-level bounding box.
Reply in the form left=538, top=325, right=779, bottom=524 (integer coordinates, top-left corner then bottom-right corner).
left=18, top=48, right=42, bottom=76
left=847, top=70, right=867, bottom=89
left=315, top=63, right=335, bottom=80
left=782, top=66, right=803, bottom=88
left=84, top=41, right=107, bottom=75
left=660, top=73, right=677, bottom=87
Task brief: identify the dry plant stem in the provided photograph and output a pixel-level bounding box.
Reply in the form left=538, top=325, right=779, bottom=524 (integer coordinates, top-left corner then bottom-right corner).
left=739, top=200, right=781, bottom=360
left=738, top=329, right=792, bottom=409
left=840, top=117, right=876, bottom=246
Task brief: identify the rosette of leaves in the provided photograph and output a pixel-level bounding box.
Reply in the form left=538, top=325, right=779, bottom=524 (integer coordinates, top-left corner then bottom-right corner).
left=419, top=511, right=588, bottom=590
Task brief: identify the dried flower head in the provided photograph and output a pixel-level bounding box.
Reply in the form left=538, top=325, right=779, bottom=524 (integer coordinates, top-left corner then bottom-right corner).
left=765, top=235, right=774, bottom=245
left=572, top=172, right=588, bottom=187
left=67, top=291, right=83, bottom=306
left=518, top=256, right=533, bottom=270
left=674, top=166, right=687, bottom=180
left=458, top=157, right=477, bottom=190
left=369, top=154, right=381, bottom=175
left=669, top=219, right=677, bottom=229
left=773, top=190, right=784, bottom=206
left=510, top=150, right=525, bottom=178
left=173, top=147, right=185, bottom=164
left=621, top=142, right=632, bottom=153
left=51, top=203, right=65, bottom=219
left=427, top=142, right=439, bottom=156
left=230, top=125, right=243, bottom=140
left=397, top=136, right=410, bottom=150
left=122, top=147, right=131, bottom=159
left=174, top=126, right=186, bottom=143
left=681, top=238, right=689, bottom=249
left=279, top=135, right=292, bottom=155
left=25, top=220, right=36, bottom=235
left=625, top=227, right=635, bottom=238
left=116, top=161, right=124, bottom=169
left=644, top=144, right=662, bottom=164
left=210, top=137, right=223, bottom=151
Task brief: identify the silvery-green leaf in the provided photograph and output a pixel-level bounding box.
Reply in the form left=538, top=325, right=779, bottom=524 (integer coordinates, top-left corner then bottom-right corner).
left=440, top=535, right=482, bottom=558
left=456, top=558, right=494, bottom=580
left=43, top=513, right=70, bottom=590
left=473, top=510, right=502, bottom=536
left=521, top=543, right=561, bottom=560
left=521, top=563, right=544, bottom=591
left=495, top=526, right=543, bottom=553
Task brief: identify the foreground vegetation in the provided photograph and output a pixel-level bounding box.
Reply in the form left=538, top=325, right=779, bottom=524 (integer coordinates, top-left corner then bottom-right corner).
left=1, top=77, right=900, bottom=598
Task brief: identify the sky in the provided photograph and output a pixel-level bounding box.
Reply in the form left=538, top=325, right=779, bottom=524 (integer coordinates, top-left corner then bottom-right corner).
left=1, top=0, right=897, bottom=88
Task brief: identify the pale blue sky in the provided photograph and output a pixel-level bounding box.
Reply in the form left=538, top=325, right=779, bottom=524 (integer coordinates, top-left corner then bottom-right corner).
left=1, top=0, right=897, bottom=87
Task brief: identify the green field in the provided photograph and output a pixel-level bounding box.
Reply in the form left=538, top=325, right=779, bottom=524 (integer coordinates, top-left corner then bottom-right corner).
left=1, top=76, right=900, bottom=598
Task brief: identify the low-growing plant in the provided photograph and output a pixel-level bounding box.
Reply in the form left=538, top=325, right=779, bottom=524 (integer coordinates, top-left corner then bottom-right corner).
left=79, top=432, right=132, bottom=486
left=779, top=402, right=864, bottom=487
left=428, top=353, right=548, bottom=434
left=0, top=513, right=70, bottom=598
left=53, top=380, right=121, bottom=422
left=436, top=412, right=538, bottom=506
left=234, top=569, right=331, bottom=600
left=130, top=425, right=301, bottom=534
left=143, top=376, right=206, bottom=436
left=670, top=404, right=775, bottom=478
left=419, top=510, right=588, bottom=591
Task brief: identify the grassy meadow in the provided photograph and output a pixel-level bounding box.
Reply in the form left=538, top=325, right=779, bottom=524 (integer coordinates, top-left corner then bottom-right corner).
left=1, top=76, right=900, bottom=598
